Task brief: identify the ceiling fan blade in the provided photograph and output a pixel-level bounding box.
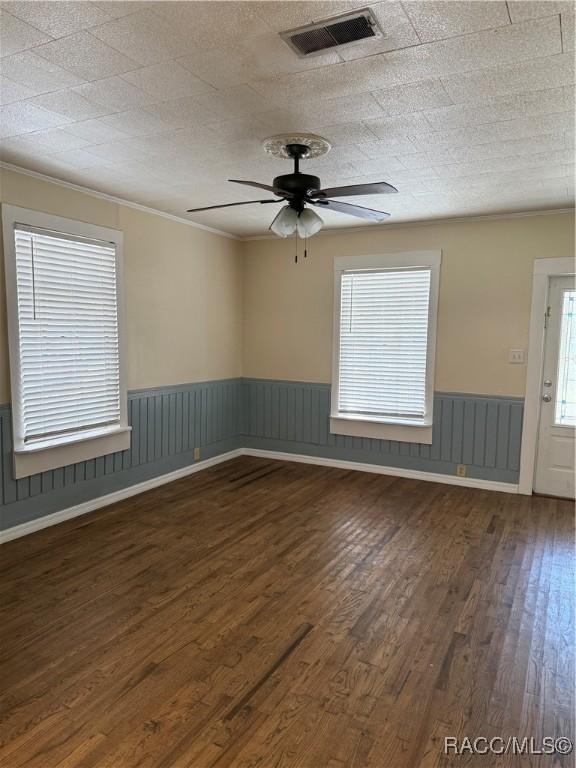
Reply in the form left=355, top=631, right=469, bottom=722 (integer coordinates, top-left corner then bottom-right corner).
left=229, top=179, right=293, bottom=198
left=312, top=199, right=390, bottom=222
left=187, top=199, right=280, bottom=212
left=310, top=181, right=398, bottom=198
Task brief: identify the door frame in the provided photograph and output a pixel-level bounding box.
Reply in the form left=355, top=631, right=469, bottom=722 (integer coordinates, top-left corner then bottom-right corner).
left=519, top=257, right=575, bottom=495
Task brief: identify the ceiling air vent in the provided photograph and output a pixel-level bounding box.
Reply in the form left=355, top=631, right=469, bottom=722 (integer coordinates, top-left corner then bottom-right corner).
left=280, top=8, right=383, bottom=57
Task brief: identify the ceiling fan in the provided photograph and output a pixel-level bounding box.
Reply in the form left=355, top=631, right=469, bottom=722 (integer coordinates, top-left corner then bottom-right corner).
left=186, top=134, right=398, bottom=239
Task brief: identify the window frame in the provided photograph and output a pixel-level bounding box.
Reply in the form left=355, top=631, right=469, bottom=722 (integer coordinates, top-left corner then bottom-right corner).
left=330, top=250, right=441, bottom=444
left=2, top=204, right=130, bottom=479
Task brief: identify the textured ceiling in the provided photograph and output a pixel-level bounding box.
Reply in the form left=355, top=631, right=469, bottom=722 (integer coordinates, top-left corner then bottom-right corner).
left=0, top=0, right=574, bottom=237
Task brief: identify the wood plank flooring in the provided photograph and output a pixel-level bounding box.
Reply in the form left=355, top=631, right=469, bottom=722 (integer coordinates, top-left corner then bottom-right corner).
left=1, top=456, right=574, bottom=768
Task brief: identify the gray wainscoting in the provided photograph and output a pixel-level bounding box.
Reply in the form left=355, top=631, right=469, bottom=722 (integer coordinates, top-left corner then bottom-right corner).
left=1, top=378, right=243, bottom=531
left=1, top=376, right=524, bottom=533
left=242, top=379, right=523, bottom=485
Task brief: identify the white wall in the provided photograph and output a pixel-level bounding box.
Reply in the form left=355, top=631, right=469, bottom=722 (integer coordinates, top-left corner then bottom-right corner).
left=0, top=168, right=243, bottom=403
left=242, top=211, right=575, bottom=397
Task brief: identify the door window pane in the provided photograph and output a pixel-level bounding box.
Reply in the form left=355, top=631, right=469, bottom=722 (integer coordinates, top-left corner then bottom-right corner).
left=555, top=289, right=576, bottom=426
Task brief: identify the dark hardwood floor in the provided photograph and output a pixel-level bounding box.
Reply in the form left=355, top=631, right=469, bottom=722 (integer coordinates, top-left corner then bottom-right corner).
left=1, top=456, right=574, bottom=767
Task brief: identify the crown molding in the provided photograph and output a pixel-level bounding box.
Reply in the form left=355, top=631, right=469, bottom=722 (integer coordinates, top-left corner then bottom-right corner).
left=0, top=162, right=240, bottom=241
left=240, top=206, right=575, bottom=240
left=2, top=162, right=572, bottom=243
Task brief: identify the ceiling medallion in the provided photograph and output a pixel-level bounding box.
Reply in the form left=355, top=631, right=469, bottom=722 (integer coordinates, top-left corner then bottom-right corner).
left=262, top=133, right=332, bottom=160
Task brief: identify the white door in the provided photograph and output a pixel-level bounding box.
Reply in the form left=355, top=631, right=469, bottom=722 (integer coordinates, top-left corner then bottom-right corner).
left=534, top=275, right=576, bottom=498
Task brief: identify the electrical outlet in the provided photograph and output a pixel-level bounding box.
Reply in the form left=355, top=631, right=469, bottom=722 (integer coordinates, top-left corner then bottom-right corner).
left=193, top=447, right=200, bottom=461
left=456, top=464, right=466, bottom=477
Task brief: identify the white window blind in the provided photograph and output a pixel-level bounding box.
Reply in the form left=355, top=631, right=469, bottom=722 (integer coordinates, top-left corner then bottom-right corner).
left=338, top=268, right=432, bottom=422
left=13, top=225, right=121, bottom=444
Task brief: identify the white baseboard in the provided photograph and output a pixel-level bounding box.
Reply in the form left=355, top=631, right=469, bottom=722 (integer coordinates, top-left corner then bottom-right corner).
left=241, top=448, right=519, bottom=494
left=0, top=449, right=244, bottom=544
left=1, top=446, right=519, bottom=544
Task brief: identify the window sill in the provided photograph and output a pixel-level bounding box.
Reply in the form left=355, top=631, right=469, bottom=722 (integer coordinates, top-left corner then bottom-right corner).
left=13, top=426, right=131, bottom=479
left=15, top=425, right=132, bottom=454
left=330, top=415, right=432, bottom=444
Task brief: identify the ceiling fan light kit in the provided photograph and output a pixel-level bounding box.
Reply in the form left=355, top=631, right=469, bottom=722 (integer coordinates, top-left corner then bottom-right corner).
left=186, top=133, right=398, bottom=255
left=270, top=204, right=324, bottom=239
left=297, top=207, right=324, bottom=237
left=270, top=205, right=299, bottom=237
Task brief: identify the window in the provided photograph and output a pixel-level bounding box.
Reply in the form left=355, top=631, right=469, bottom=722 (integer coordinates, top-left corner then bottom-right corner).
left=555, top=288, right=576, bottom=426
left=2, top=205, right=130, bottom=479
left=331, top=251, right=441, bottom=443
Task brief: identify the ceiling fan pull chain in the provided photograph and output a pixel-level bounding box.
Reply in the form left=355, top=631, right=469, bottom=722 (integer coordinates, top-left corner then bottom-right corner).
left=294, top=230, right=298, bottom=263
left=304, top=234, right=307, bottom=259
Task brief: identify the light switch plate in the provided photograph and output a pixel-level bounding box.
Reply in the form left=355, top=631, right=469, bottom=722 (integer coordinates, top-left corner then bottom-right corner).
left=508, top=348, right=526, bottom=364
